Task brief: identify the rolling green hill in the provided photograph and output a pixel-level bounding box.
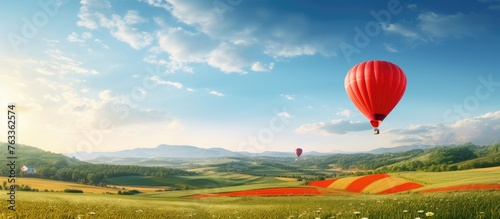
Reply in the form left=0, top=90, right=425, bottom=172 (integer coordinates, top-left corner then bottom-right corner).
left=0, top=143, right=191, bottom=187
left=104, top=172, right=284, bottom=190
left=303, top=142, right=500, bottom=174
left=1, top=142, right=499, bottom=189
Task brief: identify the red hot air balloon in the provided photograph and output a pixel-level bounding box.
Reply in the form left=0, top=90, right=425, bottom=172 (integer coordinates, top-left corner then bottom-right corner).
left=295, top=148, right=303, bottom=157
left=344, top=60, right=407, bottom=134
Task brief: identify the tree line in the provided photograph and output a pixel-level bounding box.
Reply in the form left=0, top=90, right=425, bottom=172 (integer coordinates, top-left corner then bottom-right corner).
left=283, top=142, right=500, bottom=173
left=0, top=143, right=192, bottom=186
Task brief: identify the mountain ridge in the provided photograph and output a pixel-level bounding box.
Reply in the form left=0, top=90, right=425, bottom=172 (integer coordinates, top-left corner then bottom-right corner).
left=65, top=143, right=434, bottom=161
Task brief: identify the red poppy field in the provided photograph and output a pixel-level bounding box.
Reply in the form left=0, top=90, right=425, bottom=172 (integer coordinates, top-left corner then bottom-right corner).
left=345, top=173, right=390, bottom=192
left=189, top=172, right=500, bottom=198
left=190, top=187, right=322, bottom=198
left=378, top=182, right=424, bottom=194
left=306, top=179, right=336, bottom=188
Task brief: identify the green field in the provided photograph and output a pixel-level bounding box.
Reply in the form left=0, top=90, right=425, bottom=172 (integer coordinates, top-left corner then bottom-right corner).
left=104, top=172, right=284, bottom=189
left=1, top=167, right=499, bottom=218
left=2, top=143, right=500, bottom=218
left=2, top=190, right=499, bottom=218
left=392, top=166, right=500, bottom=190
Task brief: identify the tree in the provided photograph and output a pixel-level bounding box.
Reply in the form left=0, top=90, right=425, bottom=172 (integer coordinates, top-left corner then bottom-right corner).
left=428, top=146, right=476, bottom=165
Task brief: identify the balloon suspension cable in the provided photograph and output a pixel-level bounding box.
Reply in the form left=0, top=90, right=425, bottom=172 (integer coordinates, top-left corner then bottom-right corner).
left=374, top=128, right=380, bottom=135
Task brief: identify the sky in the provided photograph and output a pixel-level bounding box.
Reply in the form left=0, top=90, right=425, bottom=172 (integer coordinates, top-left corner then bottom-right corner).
left=0, top=0, right=499, bottom=155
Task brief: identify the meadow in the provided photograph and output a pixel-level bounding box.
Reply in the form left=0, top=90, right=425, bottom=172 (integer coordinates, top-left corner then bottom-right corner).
left=1, top=149, right=499, bottom=218
left=1, top=167, right=499, bottom=218
left=1, top=190, right=499, bottom=218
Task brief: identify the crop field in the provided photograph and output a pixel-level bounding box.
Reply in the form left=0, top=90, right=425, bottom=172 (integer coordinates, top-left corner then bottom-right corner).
left=2, top=167, right=499, bottom=218
left=0, top=177, right=120, bottom=194
left=104, top=172, right=283, bottom=189
left=2, top=190, right=499, bottom=218
left=393, top=166, right=500, bottom=190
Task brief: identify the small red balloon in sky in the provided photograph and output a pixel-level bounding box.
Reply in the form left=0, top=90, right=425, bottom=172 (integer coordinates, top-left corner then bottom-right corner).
left=344, top=60, right=407, bottom=134
left=295, top=148, right=303, bottom=157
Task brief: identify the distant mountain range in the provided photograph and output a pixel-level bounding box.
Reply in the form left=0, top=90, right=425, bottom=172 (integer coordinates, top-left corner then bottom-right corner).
left=65, top=144, right=434, bottom=161
left=368, top=144, right=433, bottom=154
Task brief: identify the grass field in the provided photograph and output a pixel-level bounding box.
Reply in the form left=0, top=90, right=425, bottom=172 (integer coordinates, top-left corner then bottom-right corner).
left=0, top=177, right=120, bottom=193
left=2, top=167, right=500, bottom=218
left=2, top=190, right=499, bottom=218
left=104, top=172, right=283, bottom=189
left=243, top=165, right=317, bottom=178
left=392, top=166, right=500, bottom=190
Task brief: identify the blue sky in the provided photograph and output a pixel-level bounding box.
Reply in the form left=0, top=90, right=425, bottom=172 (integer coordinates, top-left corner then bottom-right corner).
left=1, top=0, right=499, bottom=154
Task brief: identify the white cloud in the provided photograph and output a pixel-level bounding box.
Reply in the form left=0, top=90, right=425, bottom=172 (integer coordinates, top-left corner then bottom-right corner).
left=417, top=12, right=486, bottom=39
left=264, top=43, right=317, bottom=58
left=159, top=28, right=256, bottom=74
left=157, top=27, right=215, bottom=63
left=81, top=0, right=111, bottom=8
left=77, top=5, right=99, bottom=29
left=143, top=0, right=342, bottom=73
left=207, top=43, right=249, bottom=74
left=123, top=10, right=146, bottom=24
left=68, top=32, right=93, bottom=43
left=281, top=94, right=295, bottom=100
left=98, top=90, right=115, bottom=100
left=383, top=11, right=489, bottom=44
left=143, top=54, right=194, bottom=73
left=94, top=38, right=110, bottom=49
left=251, top=62, right=274, bottom=72
left=101, top=12, right=153, bottom=49
left=149, top=76, right=183, bottom=89
left=277, top=111, right=292, bottom=118
left=296, top=119, right=372, bottom=135
left=68, top=32, right=84, bottom=42
left=20, top=50, right=99, bottom=76
left=407, top=3, right=418, bottom=10
left=383, top=43, right=399, bottom=53
left=141, top=0, right=172, bottom=10
left=186, top=88, right=195, bottom=92
left=43, top=49, right=99, bottom=75
left=209, top=90, right=224, bottom=96
left=336, top=109, right=353, bottom=117
left=382, top=23, right=424, bottom=41
left=478, top=0, right=500, bottom=10
left=77, top=1, right=153, bottom=50
left=386, top=111, right=500, bottom=145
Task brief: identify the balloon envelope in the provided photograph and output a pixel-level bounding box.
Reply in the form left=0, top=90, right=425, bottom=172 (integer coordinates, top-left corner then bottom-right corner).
left=295, top=148, right=303, bottom=157
left=344, top=60, right=407, bottom=129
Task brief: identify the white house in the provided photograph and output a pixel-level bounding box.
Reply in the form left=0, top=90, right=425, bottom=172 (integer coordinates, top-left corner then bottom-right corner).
left=21, top=165, right=36, bottom=174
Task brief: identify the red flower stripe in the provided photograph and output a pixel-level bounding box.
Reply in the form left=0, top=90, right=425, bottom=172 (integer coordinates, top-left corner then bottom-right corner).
left=345, top=174, right=390, bottom=193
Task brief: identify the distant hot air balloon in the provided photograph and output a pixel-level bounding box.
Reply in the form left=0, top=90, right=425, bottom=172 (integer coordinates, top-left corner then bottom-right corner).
left=344, top=60, right=407, bottom=134
left=295, top=148, right=303, bottom=157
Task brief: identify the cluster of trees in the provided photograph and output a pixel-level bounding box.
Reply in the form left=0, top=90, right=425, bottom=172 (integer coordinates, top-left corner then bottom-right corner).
left=213, top=160, right=325, bottom=179
left=376, top=143, right=500, bottom=172
left=311, top=149, right=426, bottom=170
left=0, top=144, right=193, bottom=186
left=32, top=163, right=193, bottom=185
left=299, top=142, right=500, bottom=173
